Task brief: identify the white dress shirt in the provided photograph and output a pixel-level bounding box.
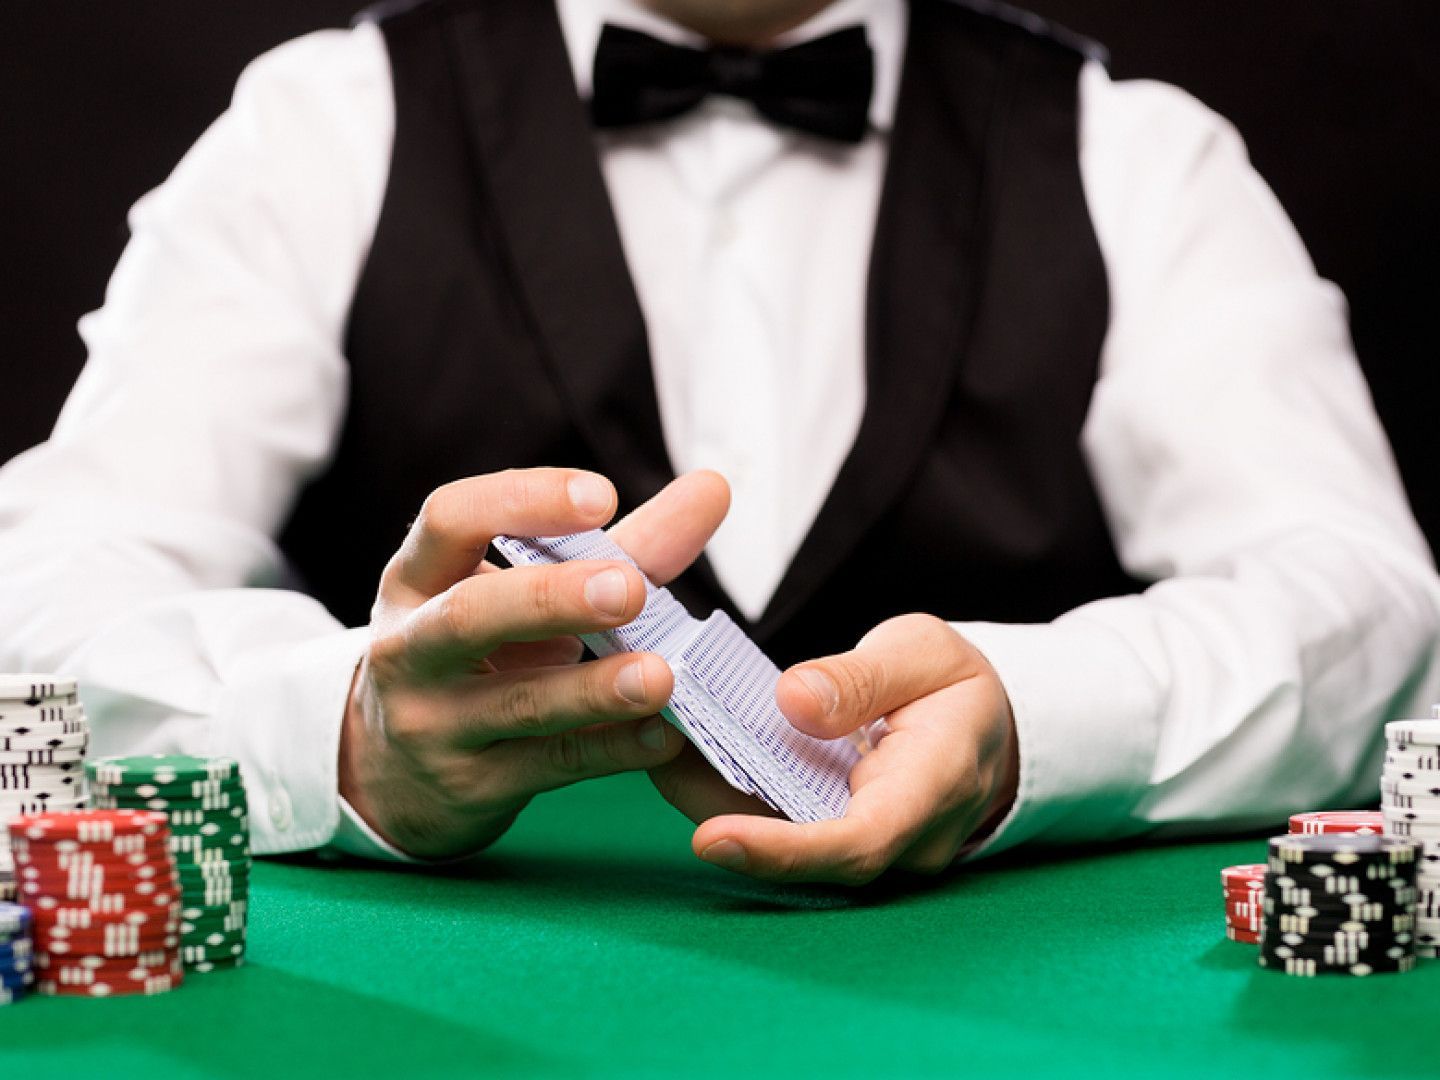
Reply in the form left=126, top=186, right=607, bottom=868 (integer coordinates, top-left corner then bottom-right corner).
left=0, top=0, right=1436, bottom=862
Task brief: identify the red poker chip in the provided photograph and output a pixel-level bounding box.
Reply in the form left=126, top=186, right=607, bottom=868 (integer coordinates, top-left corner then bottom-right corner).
left=1226, top=900, right=1263, bottom=920
left=18, top=876, right=180, bottom=904
left=37, top=972, right=182, bottom=997
left=10, top=809, right=169, bottom=840
left=1223, top=885, right=1263, bottom=901
left=16, top=868, right=180, bottom=893
left=42, top=954, right=183, bottom=980
left=12, top=839, right=174, bottom=863
left=34, top=916, right=179, bottom=940
left=27, top=892, right=181, bottom=920
left=1288, top=811, right=1385, bottom=836
left=1225, top=926, right=1260, bottom=944
left=16, top=865, right=178, bottom=889
left=34, top=947, right=178, bottom=970
left=34, top=921, right=181, bottom=943
left=37, top=935, right=181, bottom=958
left=8, top=833, right=172, bottom=859
left=1220, top=864, right=1267, bottom=888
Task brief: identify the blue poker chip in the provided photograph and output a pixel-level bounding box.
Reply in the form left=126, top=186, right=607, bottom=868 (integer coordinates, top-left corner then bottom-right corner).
left=0, top=901, right=31, bottom=937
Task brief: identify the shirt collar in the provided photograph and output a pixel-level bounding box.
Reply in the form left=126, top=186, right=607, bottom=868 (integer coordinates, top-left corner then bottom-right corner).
left=554, top=0, right=906, bottom=133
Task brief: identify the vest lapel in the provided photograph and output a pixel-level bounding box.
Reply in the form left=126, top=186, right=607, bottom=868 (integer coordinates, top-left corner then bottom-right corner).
left=444, top=0, right=676, bottom=516
left=755, top=1, right=1004, bottom=642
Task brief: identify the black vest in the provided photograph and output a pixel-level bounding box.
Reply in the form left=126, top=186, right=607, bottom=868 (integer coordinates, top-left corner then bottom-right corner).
left=278, top=0, right=1142, bottom=666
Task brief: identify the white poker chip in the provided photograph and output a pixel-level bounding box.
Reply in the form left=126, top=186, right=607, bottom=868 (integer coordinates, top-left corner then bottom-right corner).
left=0, top=675, right=78, bottom=706
left=0, top=703, right=86, bottom=727
left=1387, top=719, right=1440, bottom=747
left=0, top=754, right=87, bottom=771
left=0, top=731, right=87, bottom=753
left=1383, top=750, right=1440, bottom=773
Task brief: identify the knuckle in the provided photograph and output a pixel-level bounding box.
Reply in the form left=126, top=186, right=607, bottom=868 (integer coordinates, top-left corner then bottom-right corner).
left=496, top=468, right=544, bottom=519
left=496, top=677, right=547, bottom=734
left=528, top=568, right=567, bottom=623
left=831, top=656, right=881, bottom=720
left=436, top=585, right=478, bottom=640
left=916, top=850, right=955, bottom=876
left=380, top=699, right=431, bottom=750
left=544, top=731, right=587, bottom=776
left=417, top=484, right=464, bottom=542
left=842, top=843, right=891, bottom=885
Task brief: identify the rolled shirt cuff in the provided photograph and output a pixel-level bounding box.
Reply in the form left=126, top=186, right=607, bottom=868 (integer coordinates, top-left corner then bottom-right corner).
left=950, top=614, right=1161, bottom=858
left=213, top=625, right=370, bottom=855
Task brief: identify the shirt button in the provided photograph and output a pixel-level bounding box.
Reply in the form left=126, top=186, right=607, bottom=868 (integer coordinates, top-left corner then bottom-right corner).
left=269, top=788, right=293, bottom=831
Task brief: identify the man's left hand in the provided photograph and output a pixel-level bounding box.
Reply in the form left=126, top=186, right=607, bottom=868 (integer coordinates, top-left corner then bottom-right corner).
left=649, top=614, right=1019, bottom=884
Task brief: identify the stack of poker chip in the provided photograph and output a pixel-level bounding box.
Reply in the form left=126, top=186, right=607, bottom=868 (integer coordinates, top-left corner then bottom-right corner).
left=1222, top=813, right=1388, bottom=947
left=1259, top=833, right=1418, bottom=976
left=0, top=674, right=90, bottom=900
left=87, top=755, right=249, bottom=972
left=1, top=900, right=33, bottom=1004
left=1221, top=863, right=1266, bottom=943
left=1380, top=716, right=1440, bottom=958
left=8, top=809, right=184, bottom=996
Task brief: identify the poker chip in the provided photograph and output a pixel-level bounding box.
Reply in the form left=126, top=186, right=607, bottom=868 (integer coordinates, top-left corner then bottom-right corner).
left=188, top=955, right=244, bottom=974
left=1386, top=719, right=1440, bottom=748
left=88, top=754, right=239, bottom=787
left=0, top=731, right=88, bottom=753
left=0, top=700, right=86, bottom=724
left=1289, top=810, right=1385, bottom=836
left=1257, top=833, right=1419, bottom=976
left=0, top=675, right=78, bottom=706
left=1386, top=749, right=1440, bottom=773
left=88, top=755, right=251, bottom=972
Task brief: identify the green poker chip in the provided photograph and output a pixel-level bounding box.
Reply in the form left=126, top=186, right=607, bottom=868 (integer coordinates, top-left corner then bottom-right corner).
left=91, top=791, right=248, bottom=813
left=87, top=754, right=239, bottom=786
left=181, top=898, right=248, bottom=919
left=181, top=915, right=247, bottom=936
left=89, top=779, right=245, bottom=804
left=188, top=955, right=245, bottom=974
left=181, top=924, right=247, bottom=947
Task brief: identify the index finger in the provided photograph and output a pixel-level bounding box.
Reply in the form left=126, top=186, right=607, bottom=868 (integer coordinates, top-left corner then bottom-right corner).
left=385, top=468, right=617, bottom=601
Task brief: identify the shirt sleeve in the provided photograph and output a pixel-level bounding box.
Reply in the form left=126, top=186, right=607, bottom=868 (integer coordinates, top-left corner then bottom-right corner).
left=961, top=61, right=1440, bottom=855
left=0, top=24, right=395, bottom=856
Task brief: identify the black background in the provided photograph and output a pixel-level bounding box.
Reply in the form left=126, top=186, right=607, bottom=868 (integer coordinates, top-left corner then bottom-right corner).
left=1, top=2, right=1436, bottom=552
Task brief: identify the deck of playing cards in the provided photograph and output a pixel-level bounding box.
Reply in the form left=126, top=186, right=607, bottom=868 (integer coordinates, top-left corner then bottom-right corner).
left=492, top=530, right=856, bottom=822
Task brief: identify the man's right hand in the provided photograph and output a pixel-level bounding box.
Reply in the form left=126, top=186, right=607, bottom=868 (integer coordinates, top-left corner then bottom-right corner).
left=339, top=467, right=730, bottom=859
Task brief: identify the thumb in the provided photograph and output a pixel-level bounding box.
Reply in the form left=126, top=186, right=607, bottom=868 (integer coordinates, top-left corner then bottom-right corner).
left=775, top=614, right=973, bottom=739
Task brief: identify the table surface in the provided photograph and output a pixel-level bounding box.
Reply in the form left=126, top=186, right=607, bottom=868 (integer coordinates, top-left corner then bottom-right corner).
left=1, top=773, right=1436, bottom=1078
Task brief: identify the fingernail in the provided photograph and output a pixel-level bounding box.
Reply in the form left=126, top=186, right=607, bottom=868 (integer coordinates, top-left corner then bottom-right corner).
left=585, top=568, right=630, bottom=617
left=617, top=661, right=649, bottom=706
left=568, top=473, right=612, bottom=517
left=795, top=668, right=839, bottom=716
left=701, top=839, right=748, bottom=871
left=637, top=716, right=669, bottom=751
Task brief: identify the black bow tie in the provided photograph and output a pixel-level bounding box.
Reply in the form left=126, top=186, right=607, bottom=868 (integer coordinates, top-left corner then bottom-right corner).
left=590, top=24, right=875, bottom=144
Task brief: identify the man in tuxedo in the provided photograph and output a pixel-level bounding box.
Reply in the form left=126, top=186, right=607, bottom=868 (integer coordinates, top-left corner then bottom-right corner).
left=0, top=0, right=1436, bottom=882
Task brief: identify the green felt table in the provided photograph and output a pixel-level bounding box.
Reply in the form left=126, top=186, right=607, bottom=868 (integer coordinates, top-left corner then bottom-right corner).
left=2, top=773, right=1435, bottom=1078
